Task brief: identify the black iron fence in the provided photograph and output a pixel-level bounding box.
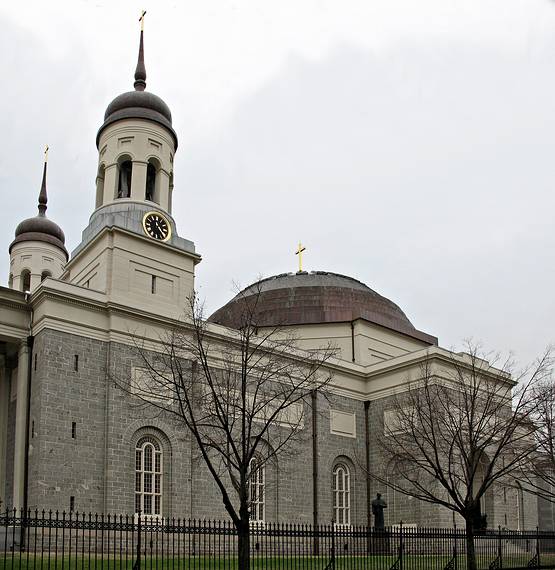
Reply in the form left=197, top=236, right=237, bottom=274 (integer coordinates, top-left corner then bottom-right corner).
left=1, top=509, right=555, bottom=569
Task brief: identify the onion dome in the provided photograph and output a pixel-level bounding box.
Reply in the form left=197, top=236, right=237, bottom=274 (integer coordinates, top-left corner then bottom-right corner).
left=209, top=271, right=437, bottom=345
left=96, top=28, right=178, bottom=148
left=9, top=160, right=68, bottom=259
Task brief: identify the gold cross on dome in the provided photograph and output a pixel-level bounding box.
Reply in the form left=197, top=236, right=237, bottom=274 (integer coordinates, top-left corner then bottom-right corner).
left=295, top=242, right=306, bottom=272
left=139, top=10, right=147, bottom=31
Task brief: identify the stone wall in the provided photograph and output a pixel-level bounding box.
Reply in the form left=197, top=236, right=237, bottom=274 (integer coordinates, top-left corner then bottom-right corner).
left=366, top=394, right=542, bottom=530
left=28, top=329, right=108, bottom=513
left=22, top=329, right=374, bottom=524
left=15, top=327, right=544, bottom=530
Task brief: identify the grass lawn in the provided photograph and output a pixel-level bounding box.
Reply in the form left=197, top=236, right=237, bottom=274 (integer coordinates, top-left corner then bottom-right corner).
left=1, top=554, right=555, bottom=570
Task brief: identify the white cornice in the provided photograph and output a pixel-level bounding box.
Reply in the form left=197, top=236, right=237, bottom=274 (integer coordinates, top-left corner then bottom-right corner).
left=19, top=280, right=514, bottom=404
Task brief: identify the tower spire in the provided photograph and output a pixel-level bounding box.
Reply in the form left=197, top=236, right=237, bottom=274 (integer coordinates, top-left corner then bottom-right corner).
left=38, top=145, right=48, bottom=216
left=134, top=11, right=147, bottom=91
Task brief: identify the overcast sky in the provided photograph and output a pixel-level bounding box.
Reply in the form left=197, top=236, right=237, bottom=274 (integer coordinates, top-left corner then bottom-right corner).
left=1, top=0, right=554, bottom=366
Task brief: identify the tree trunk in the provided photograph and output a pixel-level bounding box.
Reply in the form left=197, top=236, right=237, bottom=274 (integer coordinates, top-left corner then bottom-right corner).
left=465, top=517, right=477, bottom=570
left=237, top=519, right=250, bottom=570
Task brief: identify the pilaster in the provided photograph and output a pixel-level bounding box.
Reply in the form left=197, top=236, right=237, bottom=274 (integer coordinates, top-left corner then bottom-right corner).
left=0, top=355, right=8, bottom=507
left=12, top=339, right=30, bottom=511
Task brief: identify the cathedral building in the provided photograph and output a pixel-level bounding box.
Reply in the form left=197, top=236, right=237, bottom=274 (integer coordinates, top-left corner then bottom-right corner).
left=0, top=27, right=544, bottom=530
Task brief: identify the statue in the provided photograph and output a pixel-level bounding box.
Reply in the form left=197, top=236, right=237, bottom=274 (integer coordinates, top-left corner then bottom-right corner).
left=371, top=493, right=387, bottom=529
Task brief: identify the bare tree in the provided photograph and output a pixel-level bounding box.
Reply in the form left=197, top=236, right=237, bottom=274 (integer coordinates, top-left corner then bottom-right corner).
left=120, top=285, right=335, bottom=570
left=524, top=374, right=555, bottom=504
left=366, top=343, right=552, bottom=570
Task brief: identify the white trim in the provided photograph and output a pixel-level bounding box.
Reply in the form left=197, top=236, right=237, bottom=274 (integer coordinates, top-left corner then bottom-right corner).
left=330, top=409, right=356, bottom=438
left=249, top=457, right=265, bottom=523
left=135, top=436, right=163, bottom=517
left=333, top=463, right=351, bottom=526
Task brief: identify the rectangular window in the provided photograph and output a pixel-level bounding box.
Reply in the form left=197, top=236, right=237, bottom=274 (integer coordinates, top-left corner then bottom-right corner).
left=31, top=420, right=35, bottom=439
left=70, top=496, right=75, bottom=512
left=72, top=422, right=76, bottom=439
left=74, top=355, right=79, bottom=372
left=151, top=275, right=157, bottom=294
left=34, top=354, right=37, bottom=371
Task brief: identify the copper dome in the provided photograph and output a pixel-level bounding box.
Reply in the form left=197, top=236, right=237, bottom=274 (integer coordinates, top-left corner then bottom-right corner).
left=11, top=216, right=67, bottom=254
left=96, top=29, right=178, bottom=149
left=97, top=90, right=177, bottom=149
left=209, top=271, right=437, bottom=345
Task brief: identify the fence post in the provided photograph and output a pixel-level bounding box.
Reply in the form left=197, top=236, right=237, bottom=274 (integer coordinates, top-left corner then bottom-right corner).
left=498, top=525, right=502, bottom=568
left=19, top=508, right=27, bottom=551
left=134, top=512, right=141, bottom=570
left=330, top=521, right=336, bottom=570
left=399, top=521, right=404, bottom=570
left=313, top=520, right=320, bottom=557
left=454, top=524, right=458, bottom=570
left=536, top=526, right=541, bottom=570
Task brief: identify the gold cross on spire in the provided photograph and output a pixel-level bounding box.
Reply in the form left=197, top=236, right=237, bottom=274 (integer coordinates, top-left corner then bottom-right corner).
left=44, top=145, right=49, bottom=163
left=139, top=10, right=147, bottom=31
left=295, top=242, right=306, bottom=273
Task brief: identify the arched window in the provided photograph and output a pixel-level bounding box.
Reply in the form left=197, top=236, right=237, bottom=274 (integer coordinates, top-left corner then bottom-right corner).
left=117, top=160, right=132, bottom=199
left=135, top=436, right=163, bottom=517
left=41, top=271, right=51, bottom=282
left=249, top=457, right=265, bottom=523
left=516, top=483, right=525, bottom=530
left=21, top=270, right=31, bottom=293
left=333, top=463, right=351, bottom=525
left=145, top=163, right=157, bottom=202
left=8, top=273, right=13, bottom=289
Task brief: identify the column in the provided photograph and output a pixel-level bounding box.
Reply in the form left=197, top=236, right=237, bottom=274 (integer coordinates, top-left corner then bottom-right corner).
left=157, top=170, right=170, bottom=211
left=0, top=355, right=8, bottom=507
left=131, top=161, right=147, bottom=201
left=103, top=164, right=118, bottom=204
left=29, top=272, right=41, bottom=293
left=12, top=340, right=30, bottom=511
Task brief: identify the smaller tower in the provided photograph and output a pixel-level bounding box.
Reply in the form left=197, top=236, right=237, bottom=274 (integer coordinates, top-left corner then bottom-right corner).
left=9, top=149, right=68, bottom=292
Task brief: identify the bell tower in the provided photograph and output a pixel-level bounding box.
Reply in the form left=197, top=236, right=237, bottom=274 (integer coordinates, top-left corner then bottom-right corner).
left=63, top=18, right=200, bottom=318
left=94, top=22, right=177, bottom=214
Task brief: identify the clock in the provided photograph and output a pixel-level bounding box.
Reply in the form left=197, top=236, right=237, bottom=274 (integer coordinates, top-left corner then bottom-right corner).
left=142, top=211, right=171, bottom=242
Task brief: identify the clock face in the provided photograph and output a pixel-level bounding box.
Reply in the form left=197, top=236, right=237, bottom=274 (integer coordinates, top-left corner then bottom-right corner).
left=142, top=212, right=171, bottom=242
